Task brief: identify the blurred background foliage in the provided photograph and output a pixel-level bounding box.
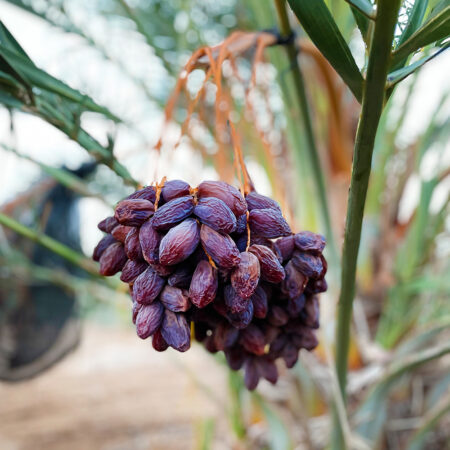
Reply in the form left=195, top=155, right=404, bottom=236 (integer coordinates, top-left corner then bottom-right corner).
left=0, top=0, right=449, bottom=449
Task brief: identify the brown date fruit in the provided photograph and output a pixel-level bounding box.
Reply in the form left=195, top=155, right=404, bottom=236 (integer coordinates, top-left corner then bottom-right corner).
left=98, top=216, right=118, bottom=233
left=161, top=179, right=191, bottom=202
left=159, top=218, right=200, bottom=265
left=225, top=346, right=246, bottom=370
left=291, top=328, right=318, bottom=351
left=124, top=227, right=143, bottom=261
left=231, top=252, right=260, bottom=299
left=161, top=310, right=191, bottom=352
left=294, top=231, right=326, bottom=254
left=248, top=244, right=285, bottom=283
left=136, top=301, right=164, bottom=339
left=132, top=267, right=165, bottom=305
left=111, top=225, right=133, bottom=242
left=200, top=224, right=240, bottom=269
left=160, top=285, right=191, bottom=312
left=292, top=251, right=324, bottom=279
left=99, top=242, right=127, bottom=276
left=248, top=208, right=291, bottom=238
left=132, top=301, right=142, bottom=324
left=114, top=199, right=154, bottom=226
left=188, top=260, right=218, bottom=308
left=197, top=180, right=247, bottom=216
left=120, top=259, right=148, bottom=283
left=245, top=191, right=281, bottom=212
left=152, top=196, right=194, bottom=231
left=194, top=197, right=237, bottom=234
left=93, top=234, right=116, bottom=261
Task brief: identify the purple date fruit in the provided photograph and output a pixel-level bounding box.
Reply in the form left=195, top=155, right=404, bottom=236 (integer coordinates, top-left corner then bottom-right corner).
left=152, top=196, right=194, bottom=231
left=132, top=267, right=165, bottom=305
left=111, top=225, right=133, bottom=243
left=139, top=219, right=162, bottom=264
left=301, top=296, right=320, bottom=329
left=281, top=261, right=308, bottom=299
left=152, top=328, right=169, bottom=352
left=197, top=180, right=247, bottom=216
left=227, top=299, right=254, bottom=329
left=251, top=286, right=268, bottom=319
left=98, top=216, right=118, bottom=233
left=225, top=346, right=246, bottom=370
left=291, top=328, right=318, bottom=351
left=161, top=179, right=191, bottom=202
left=120, top=259, right=148, bottom=283
left=159, top=218, right=200, bottom=265
left=267, top=305, right=289, bottom=327
left=286, top=294, right=306, bottom=318
left=213, top=322, right=239, bottom=350
left=127, top=186, right=156, bottom=203
left=136, top=301, right=164, bottom=339
left=224, top=284, right=249, bottom=314
left=114, top=199, right=154, bottom=226
left=294, top=231, right=326, bottom=254
left=132, top=301, right=142, bottom=324
left=161, top=310, right=191, bottom=352
left=188, top=260, right=218, bottom=308
left=194, top=197, right=237, bottom=234
left=274, top=235, right=295, bottom=262
left=245, top=191, right=281, bottom=212
left=248, top=208, right=291, bottom=238
left=244, top=357, right=260, bottom=390
left=283, top=342, right=299, bottom=368
left=99, top=242, right=127, bottom=276
left=124, top=227, right=143, bottom=261
left=200, top=224, right=240, bottom=269
left=168, top=266, right=194, bottom=288
left=93, top=234, right=116, bottom=262
left=292, top=251, right=324, bottom=279
left=256, top=357, right=278, bottom=384
left=160, top=285, right=191, bottom=312
left=240, top=324, right=265, bottom=355
left=235, top=214, right=247, bottom=234
left=231, top=252, right=260, bottom=299
left=248, top=245, right=285, bottom=283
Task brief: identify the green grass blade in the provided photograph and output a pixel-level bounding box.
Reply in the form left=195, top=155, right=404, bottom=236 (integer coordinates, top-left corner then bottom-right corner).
left=0, top=20, right=31, bottom=60
left=287, top=0, right=364, bottom=102
left=397, top=0, right=429, bottom=47
left=0, top=46, right=120, bottom=120
left=407, top=394, right=450, bottom=450
left=387, top=43, right=449, bottom=86
left=392, top=1, right=450, bottom=65
left=0, top=212, right=99, bottom=276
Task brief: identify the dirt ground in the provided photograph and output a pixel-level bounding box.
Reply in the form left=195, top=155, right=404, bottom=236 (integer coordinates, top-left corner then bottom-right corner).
left=0, top=323, right=231, bottom=450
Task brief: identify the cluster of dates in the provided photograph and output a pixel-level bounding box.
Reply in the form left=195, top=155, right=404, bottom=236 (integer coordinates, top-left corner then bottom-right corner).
left=93, top=180, right=327, bottom=390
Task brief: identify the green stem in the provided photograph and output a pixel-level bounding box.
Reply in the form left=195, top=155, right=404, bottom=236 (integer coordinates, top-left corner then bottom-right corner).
left=335, top=0, right=401, bottom=401
left=274, top=0, right=338, bottom=267
left=0, top=212, right=99, bottom=276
